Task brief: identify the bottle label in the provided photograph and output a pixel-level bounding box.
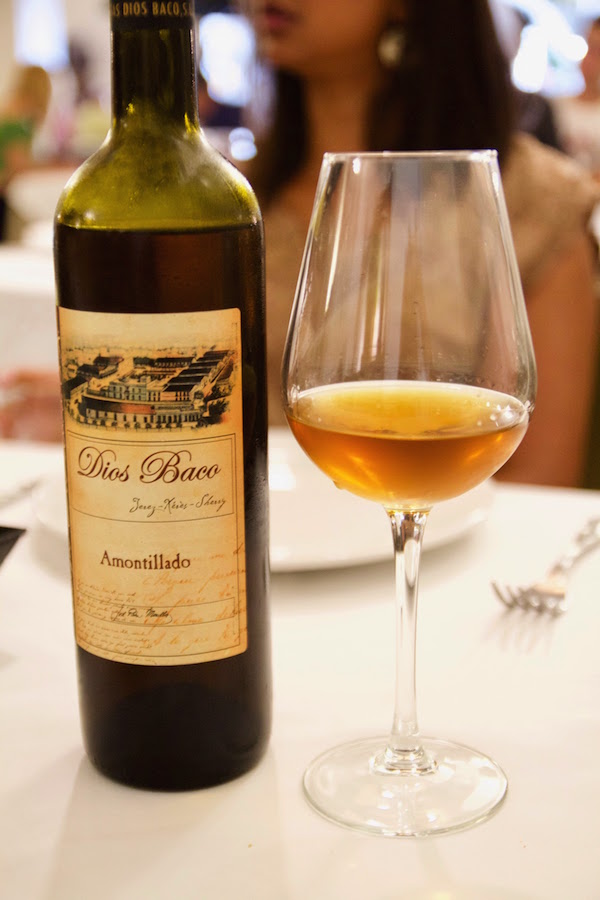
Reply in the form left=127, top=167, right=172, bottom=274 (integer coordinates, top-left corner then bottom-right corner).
left=58, top=307, right=248, bottom=666
left=110, top=2, right=194, bottom=31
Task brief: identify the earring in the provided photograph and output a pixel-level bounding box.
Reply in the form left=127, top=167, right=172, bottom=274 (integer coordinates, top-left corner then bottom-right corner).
left=377, top=24, right=406, bottom=69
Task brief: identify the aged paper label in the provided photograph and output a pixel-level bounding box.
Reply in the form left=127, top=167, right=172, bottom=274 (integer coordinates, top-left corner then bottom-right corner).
left=58, top=308, right=247, bottom=666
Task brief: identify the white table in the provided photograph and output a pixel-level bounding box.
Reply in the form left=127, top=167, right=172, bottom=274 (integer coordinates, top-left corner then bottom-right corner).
left=0, top=244, right=57, bottom=373
left=1, top=439, right=599, bottom=900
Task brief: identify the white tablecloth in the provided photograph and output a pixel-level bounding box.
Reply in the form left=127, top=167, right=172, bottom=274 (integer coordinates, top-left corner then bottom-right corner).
left=0, top=439, right=599, bottom=900
left=0, top=245, right=57, bottom=372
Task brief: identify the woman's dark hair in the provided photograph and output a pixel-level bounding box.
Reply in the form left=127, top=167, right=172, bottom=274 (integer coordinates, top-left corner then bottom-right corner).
left=247, top=0, right=515, bottom=205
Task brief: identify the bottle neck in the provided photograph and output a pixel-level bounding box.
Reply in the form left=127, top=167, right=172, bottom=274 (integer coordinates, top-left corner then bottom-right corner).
left=110, top=9, right=199, bottom=132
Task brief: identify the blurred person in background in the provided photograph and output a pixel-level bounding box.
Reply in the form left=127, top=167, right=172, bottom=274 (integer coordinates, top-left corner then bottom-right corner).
left=32, top=38, right=110, bottom=166
left=554, top=17, right=600, bottom=181
left=0, top=64, right=51, bottom=239
left=0, top=65, right=61, bottom=442
left=240, top=0, right=600, bottom=488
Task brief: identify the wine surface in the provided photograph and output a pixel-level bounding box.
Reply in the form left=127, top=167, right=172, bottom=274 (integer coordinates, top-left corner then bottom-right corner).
left=55, top=223, right=271, bottom=789
left=287, top=380, right=528, bottom=508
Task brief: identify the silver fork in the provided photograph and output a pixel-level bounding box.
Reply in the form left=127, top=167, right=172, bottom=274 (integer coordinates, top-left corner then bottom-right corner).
left=492, top=516, right=600, bottom=614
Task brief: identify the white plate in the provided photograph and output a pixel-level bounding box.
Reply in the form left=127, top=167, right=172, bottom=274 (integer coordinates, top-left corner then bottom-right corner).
left=268, top=427, right=494, bottom=571
left=34, top=428, right=494, bottom=573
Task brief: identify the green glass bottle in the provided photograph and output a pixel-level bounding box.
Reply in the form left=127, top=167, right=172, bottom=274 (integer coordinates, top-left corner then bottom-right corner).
left=54, top=1, right=271, bottom=790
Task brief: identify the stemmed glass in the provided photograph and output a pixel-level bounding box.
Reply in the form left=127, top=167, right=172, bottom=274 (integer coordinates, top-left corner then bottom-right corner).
left=282, top=151, right=537, bottom=837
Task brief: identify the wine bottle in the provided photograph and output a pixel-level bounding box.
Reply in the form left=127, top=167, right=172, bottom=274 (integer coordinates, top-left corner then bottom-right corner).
left=54, top=2, right=271, bottom=790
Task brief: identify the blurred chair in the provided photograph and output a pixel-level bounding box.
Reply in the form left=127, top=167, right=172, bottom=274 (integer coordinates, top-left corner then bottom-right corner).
left=3, top=165, right=74, bottom=244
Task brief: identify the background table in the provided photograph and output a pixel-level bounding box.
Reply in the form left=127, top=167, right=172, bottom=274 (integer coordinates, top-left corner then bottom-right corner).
left=0, top=440, right=599, bottom=899
left=0, top=245, right=57, bottom=374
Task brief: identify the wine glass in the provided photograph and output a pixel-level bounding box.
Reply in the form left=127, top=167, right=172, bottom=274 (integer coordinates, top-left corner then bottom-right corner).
left=281, top=151, right=537, bottom=837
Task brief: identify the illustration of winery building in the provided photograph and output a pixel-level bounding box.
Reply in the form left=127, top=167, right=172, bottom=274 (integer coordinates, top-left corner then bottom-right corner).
left=62, top=349, right=235, bottom=430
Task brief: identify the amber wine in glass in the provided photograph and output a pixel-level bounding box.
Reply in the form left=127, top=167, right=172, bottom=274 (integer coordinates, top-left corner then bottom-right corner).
left=282, top=152, right=536, bottom=836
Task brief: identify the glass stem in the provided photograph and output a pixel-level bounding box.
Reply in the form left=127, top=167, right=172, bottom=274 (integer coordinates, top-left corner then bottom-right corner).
left=372, top=510, right=436, bottom=776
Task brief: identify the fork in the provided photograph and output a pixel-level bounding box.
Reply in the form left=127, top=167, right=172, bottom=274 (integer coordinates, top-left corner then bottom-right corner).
left=492, top=516, right=600, bottom=614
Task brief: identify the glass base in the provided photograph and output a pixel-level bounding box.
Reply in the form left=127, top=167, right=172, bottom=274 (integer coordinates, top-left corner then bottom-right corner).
left=303, top=735, right=508, bottom=837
